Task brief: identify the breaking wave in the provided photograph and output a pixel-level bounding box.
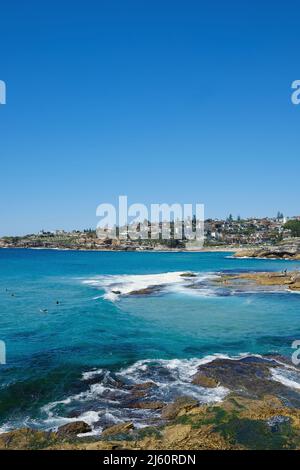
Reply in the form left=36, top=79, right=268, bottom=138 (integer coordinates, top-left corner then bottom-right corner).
left=37, top=355, right=230, bottom=435
left=271, top=368, right=300, bottom=391
left=82, top=271, right=219, bottom=301
left=2, top=354, right=300, bottom=437
left=82, top=270, right=296, bottom=302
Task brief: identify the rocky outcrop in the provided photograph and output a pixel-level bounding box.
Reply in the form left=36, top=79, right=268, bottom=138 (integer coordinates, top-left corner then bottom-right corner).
left=2, top=391, right=300, bottom=450
left=234, top=239, right=300, bottom=260
left=192, top=373, right=219, bottom=388
left=126, top=401, right=165, bottom=410
left=127, top=286, right=162, bottom=296
left=2, top=356, right=300, bottom=450
left=101, top=422, right=134, bottom=438
left=129, top=381, right=158, bottom=399
left=0, top=428, right=58, bottom=450
left=56, top=421, right=92, bottom=438
left=193, top=356, right=276, bottom=398
left=180, top=272, right=197, bottom=278
left=216, top=271, right=300, bottom=292
left=161, top=397, right=198, bottom=420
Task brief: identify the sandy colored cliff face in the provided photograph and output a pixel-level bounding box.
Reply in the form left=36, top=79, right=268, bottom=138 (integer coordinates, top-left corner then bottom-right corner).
left=234, top=239, right=300, bottom=260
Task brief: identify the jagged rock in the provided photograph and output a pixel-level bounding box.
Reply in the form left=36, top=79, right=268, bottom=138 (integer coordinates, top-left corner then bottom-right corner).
left=127, top=286, right=162, bottom=296
left=191, top=356, right=300, bottom=407
left=127, top=401, right=165, bottom=410
left=130, top=381, right=158, bottom=398
left=192, top=373, right=219, bottom=388
left=101, top=422, right=134, bottom=438
left=163, top=424, right=192, bottom=444
left=290, top=281, right=300, bottom=291
left=180, top=272, right=197, bottom=277
left=56, top=421, right=92, bottom=437
left=131, top=381, right=157, bottom=391
left=235, top=240, right=300, bottom=260
left=161, top=397, right=198, bottom=420
left=0, top=428, right=57, bottom=450
left=3, top=390, right=300, bottom=450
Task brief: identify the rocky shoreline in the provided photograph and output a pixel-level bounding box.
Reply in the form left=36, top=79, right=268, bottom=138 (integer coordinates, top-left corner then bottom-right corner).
left=234, top=239, right=300, bottom=260
left=103, top=270, right=300, bottom=300
left=0, top=243, right=243, bottom=253
left=1, top=356, right=300, bottom=450
left=215, top=271, right=300, bottom=292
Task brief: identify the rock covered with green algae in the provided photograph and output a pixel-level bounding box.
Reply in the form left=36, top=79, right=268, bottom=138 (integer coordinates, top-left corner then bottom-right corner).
left=2, top=356, right=300, bottom=450
left=1, top=394, right=300, bottom=450
left=0, top=428, right=59, bottom=450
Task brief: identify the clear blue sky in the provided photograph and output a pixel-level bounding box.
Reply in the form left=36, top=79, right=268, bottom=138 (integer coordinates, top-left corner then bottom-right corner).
left=0, top=1, right=299, bottom=235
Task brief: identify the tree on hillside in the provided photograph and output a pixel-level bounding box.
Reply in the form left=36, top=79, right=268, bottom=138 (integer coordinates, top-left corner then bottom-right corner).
left=283, top=220, right=300, bottom=237
left=277, top=211, right=284, bottom=220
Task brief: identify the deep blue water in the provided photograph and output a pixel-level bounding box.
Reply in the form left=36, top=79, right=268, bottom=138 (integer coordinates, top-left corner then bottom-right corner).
left=0, top=249, right=300, bottom=433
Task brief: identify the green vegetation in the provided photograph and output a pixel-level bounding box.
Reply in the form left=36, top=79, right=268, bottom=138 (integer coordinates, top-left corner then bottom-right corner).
left=284, top=220, right=300, bottom=237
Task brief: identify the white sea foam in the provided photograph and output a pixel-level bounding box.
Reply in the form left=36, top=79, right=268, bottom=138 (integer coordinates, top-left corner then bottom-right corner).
left=82, top=271, right=218, bottom=301
left=81, top=368, right=104, bottom=380
left=0, top=423, right=12, bottom=434
left=3, top=353, right=298, bottom=437
left=271, top=368, right=300, bottom=390
left=37, top=354, right=238, bottom=436
left=83, top=269, right=297, bottom=302
left=42, top=409, right=101, bottom=434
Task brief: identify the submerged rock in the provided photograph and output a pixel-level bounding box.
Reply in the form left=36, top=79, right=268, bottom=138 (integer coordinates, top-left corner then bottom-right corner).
left=127, top=286, right=162, bottom=296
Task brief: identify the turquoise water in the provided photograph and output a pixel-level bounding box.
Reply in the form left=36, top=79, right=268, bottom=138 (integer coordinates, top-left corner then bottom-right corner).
left=0, top=249, right=300, bottom=432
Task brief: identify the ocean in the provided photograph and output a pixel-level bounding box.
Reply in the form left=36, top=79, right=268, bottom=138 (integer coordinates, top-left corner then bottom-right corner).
left=0, top=248, right=300, bottom=435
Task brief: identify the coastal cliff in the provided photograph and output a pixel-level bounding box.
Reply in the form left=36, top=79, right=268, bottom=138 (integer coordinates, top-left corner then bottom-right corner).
left=234, top=238, right=300, bottom=260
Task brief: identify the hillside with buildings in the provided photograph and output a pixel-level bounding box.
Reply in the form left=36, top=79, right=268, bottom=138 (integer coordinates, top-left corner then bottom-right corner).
left=1, top=215, right=299, bottom=252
